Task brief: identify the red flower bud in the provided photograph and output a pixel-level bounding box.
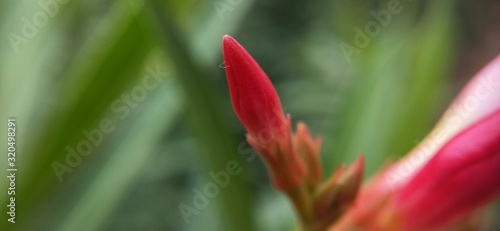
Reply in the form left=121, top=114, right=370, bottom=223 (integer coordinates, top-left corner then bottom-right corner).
left=222, top=35, right=286, bottom=139
left=222, top=35, right=305, bottom=192
left=396, top=109, right=500, bottom=230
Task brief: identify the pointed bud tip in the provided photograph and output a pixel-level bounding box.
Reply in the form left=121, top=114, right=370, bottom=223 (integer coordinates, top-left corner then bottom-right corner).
left=222, top=35, right=239, bottom=53
left=354, top=155, right=365, bottom=172
left=222, top=34, right=233, bottom=41
left=343, top=155, right=364, bottom=177
left=222, top=35, right=233, bottom=45
left=221, top=34, right=286, bottom=138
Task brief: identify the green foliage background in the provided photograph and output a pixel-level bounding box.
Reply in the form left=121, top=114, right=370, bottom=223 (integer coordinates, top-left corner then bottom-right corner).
left=0, top=0, right=499, bottom=230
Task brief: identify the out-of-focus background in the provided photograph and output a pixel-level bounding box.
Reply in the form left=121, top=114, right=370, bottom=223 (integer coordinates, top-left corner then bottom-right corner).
left=0, top=0, right=499, bottom=230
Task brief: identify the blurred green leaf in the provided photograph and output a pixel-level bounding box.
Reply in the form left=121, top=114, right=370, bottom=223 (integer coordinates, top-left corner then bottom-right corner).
left=326, top=0, right=456, bottom=175
left=147, top=1, right=256, bottom=231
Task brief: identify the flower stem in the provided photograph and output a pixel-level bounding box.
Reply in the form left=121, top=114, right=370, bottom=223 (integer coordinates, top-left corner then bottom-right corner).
left=287, top=185, right=313, bottom=231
